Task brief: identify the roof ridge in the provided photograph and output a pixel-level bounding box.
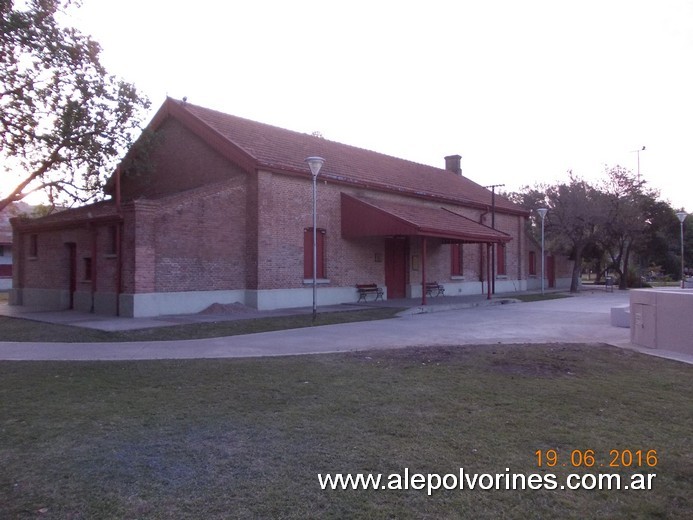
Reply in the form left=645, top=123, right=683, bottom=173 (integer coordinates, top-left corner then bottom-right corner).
left=175, top=98, right=451, bottom=174
left=166, top=98, right=527, bottom=216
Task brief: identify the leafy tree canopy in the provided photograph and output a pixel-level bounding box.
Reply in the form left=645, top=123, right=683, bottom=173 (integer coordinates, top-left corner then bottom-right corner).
left=509, top=172, right=600, bottom=292
left=0, top=0, right=150, bottom=213
left=511, top=168, right=690, bottom=288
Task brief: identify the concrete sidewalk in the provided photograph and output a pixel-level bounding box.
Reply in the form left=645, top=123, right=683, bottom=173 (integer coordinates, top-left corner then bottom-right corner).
left=1, top=290, right=692, bottom=364
left=0, top=291, right=518, bottom=331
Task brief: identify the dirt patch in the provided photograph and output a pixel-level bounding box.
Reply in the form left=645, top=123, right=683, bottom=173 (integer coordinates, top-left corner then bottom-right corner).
left=346, top=346, right=466, bottom=365
left=489, top=359, right=575, bottom=378
left=345, top=344, right=580, bottom=377
left=198, top=302, right=257, bottom=315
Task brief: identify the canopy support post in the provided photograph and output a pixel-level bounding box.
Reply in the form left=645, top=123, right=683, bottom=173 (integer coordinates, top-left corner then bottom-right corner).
left=421, top=236, right=427, bottom=306
left=487, top=243, right=492, bottom=300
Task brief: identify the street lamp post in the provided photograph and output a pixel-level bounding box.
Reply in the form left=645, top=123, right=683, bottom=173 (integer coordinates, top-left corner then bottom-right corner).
left=631, top=145, right=646, bottom=182
left=676, top=211, right=687, bottom=289
left=537, top=208, right=548, bottom=295
left=305, top=157, right=325, bottom=321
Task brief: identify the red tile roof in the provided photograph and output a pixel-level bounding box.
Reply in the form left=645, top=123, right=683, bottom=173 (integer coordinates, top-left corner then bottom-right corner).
left=155, top=98, right=526, bottom=215
left=10, top=200, right=120, bottom=232
left=0, top=202, right=38, bottom=242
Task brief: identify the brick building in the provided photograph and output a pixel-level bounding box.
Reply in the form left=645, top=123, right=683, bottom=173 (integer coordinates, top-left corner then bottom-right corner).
left=10, top=98, right=568, bottom=317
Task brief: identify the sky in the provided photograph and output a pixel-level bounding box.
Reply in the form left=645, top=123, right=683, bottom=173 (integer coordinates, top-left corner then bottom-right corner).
left=62, top=0, right=693, bottom=211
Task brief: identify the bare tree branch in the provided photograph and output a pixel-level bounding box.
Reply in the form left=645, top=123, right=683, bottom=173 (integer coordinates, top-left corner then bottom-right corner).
left=0, top=0, right=149, bottom=213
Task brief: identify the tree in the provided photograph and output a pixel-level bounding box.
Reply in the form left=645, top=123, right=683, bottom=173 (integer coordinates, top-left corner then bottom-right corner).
left=511, top=172, right=600, bottom=292
left=0, top=0, right=150, bottom=213
left=594, top=166, right=658, bottom=289
left=546, top=174, right=603, bottom=292
left=625, top=197, right=674, bottom=283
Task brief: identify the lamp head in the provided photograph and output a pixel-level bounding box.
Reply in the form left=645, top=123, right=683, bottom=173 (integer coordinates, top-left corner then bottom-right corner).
left=305, top=156, right=325, bottom=178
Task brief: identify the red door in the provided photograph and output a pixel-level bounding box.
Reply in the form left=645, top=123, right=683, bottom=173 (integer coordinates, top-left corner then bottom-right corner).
left=385, top=238, right=407, bottom=299
left=67, top=243, right=76, bottom=309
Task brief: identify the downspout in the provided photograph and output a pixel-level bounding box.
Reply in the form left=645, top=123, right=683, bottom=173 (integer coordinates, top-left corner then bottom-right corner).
left=15, top=232, right=24, bottom=304
left=115, top=166, right=123, bottom=316
left=115, top=222, right=123, bottom=317
left=90, top=223, right=97, bottom=313
left=518, top=217, right=523, bottom=283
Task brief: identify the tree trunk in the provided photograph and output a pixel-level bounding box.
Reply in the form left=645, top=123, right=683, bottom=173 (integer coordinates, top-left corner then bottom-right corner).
left=570, top=245, right=584, bottom=292
left=620, top=245, right=631, bottom=289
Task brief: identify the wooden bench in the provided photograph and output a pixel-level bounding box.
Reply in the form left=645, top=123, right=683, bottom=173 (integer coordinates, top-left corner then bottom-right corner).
left=425, top=281, right=445, bottom=297
left=356, top=284, right=384, bottom=302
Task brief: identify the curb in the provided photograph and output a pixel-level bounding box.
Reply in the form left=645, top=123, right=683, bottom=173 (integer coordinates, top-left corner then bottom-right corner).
left=396, top=298, right=521, bottom=317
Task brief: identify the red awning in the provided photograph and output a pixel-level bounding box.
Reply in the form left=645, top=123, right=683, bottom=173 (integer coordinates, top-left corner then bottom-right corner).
left=341, top=194, right=511, bottom=243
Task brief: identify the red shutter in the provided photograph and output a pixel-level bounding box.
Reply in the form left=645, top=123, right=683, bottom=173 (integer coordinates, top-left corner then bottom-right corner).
left=451, top=244, right=463, bottom=276
left=497, top=243, right=506, bottom=275
left=529, top=251, right=537, bottom=276
left=304, top=229, right=312, bottom=279
left=304, top=228, right=326, bottom=279
left=317, top=230, right=325, bottom=279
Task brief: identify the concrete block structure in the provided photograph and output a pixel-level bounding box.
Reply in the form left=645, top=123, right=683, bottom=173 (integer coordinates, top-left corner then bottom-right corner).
left=630, top=289, right=693, bottom=355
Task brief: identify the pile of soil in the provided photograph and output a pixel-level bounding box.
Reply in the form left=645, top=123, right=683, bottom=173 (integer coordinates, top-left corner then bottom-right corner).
left=198, top=302, right=257, bottom=315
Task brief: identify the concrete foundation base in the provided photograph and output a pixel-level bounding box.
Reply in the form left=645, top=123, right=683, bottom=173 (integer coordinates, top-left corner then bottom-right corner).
left=610, top=305, right=630, bottom=328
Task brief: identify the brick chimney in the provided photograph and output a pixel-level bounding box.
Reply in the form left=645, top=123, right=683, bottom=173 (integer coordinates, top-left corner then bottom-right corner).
left=444, top=154, right=462, bottom=175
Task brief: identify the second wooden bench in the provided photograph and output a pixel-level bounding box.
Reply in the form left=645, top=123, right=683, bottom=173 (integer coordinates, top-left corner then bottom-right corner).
left=425, top=282, right=445, bottom=297
left=356, top=284, right=384, bottom=302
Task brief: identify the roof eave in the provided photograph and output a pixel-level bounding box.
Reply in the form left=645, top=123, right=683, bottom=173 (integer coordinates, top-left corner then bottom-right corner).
left=260, top=163, right=528, bottom=216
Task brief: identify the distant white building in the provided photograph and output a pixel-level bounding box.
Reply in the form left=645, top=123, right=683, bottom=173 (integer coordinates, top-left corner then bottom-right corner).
left=0, top=203, right=36, bottom=290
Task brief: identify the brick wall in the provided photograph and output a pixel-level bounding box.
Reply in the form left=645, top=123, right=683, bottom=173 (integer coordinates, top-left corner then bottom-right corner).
left=153, top=180, right=247, bottom=292
left=120, top=117, right=246, bottom=201
left=253, top=171, right=526, bottom=291
left=525, top=231, right=574, bottom=288
left=117, top=115, right=252, bottom=294
left=13, top=219, right=123, bottom=308
left=17, top=229, right=74, bottom=290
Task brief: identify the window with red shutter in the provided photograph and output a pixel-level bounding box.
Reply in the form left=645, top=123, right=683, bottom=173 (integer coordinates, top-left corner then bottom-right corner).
left=497, top=243, right=506, bottom=276
left=304, top=228, right=326, bottom=279
left=451, top=243, right=464, bottom=276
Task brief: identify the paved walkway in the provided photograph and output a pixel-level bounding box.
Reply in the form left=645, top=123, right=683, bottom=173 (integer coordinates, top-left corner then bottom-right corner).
left=1, top=290, right=692, bottom=364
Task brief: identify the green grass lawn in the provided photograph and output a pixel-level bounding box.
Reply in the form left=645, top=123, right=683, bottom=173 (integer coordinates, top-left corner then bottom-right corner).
left=1, top=344, right=691, bottom=519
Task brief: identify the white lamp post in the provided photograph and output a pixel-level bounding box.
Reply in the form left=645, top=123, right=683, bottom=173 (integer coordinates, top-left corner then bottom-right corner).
left=537, top=208, right=548, bottom=295
left=676, top=210, right=687, bottom=289
left=631, top=145, right=645, bottom=182
left=305, top=156, right=325, bottom=321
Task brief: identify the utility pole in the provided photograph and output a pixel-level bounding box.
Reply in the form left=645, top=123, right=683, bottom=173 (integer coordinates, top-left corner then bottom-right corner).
left=485, top=183, right=505, bottom=294
left=631, top=146, right=645, bottom=182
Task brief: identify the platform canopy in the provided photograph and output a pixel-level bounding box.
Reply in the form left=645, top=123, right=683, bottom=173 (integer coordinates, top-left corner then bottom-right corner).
left=340, top=193, right=512, bottom=244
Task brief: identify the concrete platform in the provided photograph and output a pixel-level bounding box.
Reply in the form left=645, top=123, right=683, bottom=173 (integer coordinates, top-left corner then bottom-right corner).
left=0, top=292, right=523, bottom=331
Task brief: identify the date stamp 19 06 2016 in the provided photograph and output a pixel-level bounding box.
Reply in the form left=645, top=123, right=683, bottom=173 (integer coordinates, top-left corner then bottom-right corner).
left=535, top=449, right=658, bottom=469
